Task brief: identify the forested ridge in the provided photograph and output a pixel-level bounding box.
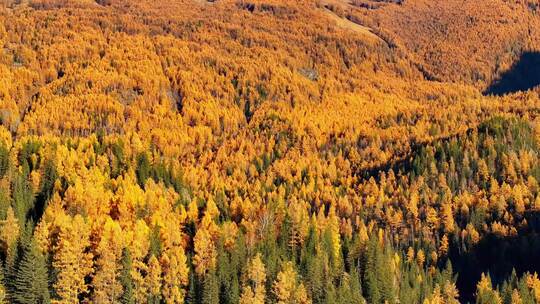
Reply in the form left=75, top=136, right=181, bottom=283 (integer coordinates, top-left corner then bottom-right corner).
left=0, top=0, right=540, bottom=303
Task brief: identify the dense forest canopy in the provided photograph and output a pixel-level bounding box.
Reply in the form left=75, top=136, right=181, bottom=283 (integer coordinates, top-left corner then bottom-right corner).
left=0, top=0, right=539, bottom=303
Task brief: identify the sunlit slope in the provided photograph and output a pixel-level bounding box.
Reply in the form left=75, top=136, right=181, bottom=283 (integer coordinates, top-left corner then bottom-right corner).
left=1, top=1, right=540, bottom=304
left=351, top=0, right=540, bottom=89
left=2, top=0, right=538, bottom=158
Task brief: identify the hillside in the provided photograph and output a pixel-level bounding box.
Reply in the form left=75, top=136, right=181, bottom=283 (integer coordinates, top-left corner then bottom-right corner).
left=339, top=0, right=540, bottom=89
left=0, top=0, right=539, bottom=303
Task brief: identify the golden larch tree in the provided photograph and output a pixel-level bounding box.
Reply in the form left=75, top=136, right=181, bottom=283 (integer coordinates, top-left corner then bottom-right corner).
left=52, top=214, right=93, bottom=304
left=240, top=253, right=266, bottom=304
left=92, top=217, right=124, bottom=303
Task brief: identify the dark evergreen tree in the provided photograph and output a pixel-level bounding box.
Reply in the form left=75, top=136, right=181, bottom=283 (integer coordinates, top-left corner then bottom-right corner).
left=135, top=152, right=150, bottom=189
left=148, top=225, right=162, bottom=258
left=202, top=270, right=219, bottom=304
left=305, top=253, right=325, bottom=304
left=11, top=242, right=50, bottom=304
left=12, top=172, right=34, bottom=224
left=185, top=266, right=197, bottom=304
left=217, top=240, right=238, bottom=304
left=119, top=248, right=134, bottom=304
left=0, top=144, right=9, bottom=179
left=33, top=159, right=57, bottom=223
left=335, top=269, right=364, bottom=304
left=363, top=237, right=381, bottom=304
left=378, top=244, right=396, bottom=303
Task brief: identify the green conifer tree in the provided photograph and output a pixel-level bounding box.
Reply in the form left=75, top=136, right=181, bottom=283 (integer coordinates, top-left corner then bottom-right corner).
left=202, top=270, right=219, bottom=304
left=12, top=242, right=50, bottom=304
left=363, top=237, right=381, bottom=304
left=120, top=248, right=134, bottom=304
left=135, top=152, right=150, bottom=189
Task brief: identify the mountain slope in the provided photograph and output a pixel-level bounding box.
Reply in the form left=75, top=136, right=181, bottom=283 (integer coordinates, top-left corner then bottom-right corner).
left=0, top=1, right=540, bottom=303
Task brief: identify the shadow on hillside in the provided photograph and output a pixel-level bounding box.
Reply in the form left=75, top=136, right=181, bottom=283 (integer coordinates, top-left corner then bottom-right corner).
left=449, top=210, right=540, bottom=303
left=485, top=51, right=540, bottom=96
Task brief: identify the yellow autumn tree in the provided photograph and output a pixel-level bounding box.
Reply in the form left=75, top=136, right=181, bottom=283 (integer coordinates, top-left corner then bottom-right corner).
left=526, top=273, right=540, bottom=302
left=442, top=281, right=460, bottom=304
left=193, top=227, right=217, bottom=276
left=439, top=234, right=449, bottom=256
left=52, top=214, right=93, bottom=304
left=423, top=285, right=443, bottom=304
left=273, top=261, right=311, bottom=304
left=510, top=289, right=522, bottom=304
left=327, top=206, right=341, bottom=270
left=240, top=253, right=266, bottom=304
left=129, top=219, right=150, bottom=303
left=476, top=273, right=502, bottom=304
left=92, top=217, right=124, bottom=303
left=161, top=247, right=189, bottom=303
left=146, top=255, right=162, bottom=303
left=0, top=207, right=20, bottom=267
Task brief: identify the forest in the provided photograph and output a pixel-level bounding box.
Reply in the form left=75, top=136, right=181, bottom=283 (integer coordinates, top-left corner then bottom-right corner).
left=0, top=0, right=540, bottom=303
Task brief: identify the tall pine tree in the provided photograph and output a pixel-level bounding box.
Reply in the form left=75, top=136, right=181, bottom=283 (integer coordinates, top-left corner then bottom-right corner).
left=12, top=241, right=50, bottom=304
left=120, top=248, right=135, bottom=304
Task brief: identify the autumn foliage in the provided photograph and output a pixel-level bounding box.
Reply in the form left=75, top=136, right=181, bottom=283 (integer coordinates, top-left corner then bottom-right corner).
left=0, top=0, right=539, bottom=303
